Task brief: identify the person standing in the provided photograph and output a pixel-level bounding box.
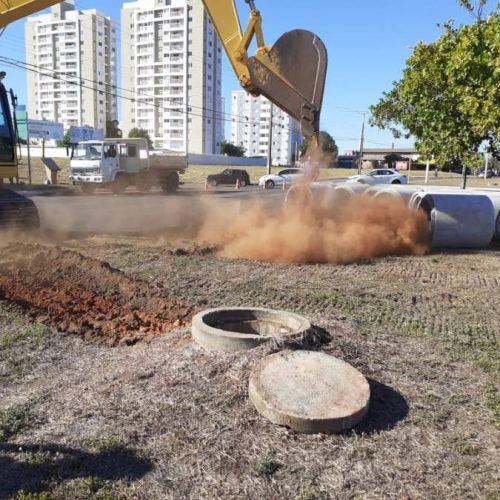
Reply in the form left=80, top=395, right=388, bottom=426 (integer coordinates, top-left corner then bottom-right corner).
left=303, top=156, right=319, bottom=182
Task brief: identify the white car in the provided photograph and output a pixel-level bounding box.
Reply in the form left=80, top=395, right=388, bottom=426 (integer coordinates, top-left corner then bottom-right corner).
left=258, top=168, right=304, bottom=189
left=348, top=168, right=408, bottom=185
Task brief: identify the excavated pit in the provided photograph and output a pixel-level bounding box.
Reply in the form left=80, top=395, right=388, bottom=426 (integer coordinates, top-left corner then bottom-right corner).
left=0, top=244, right=196, bottom=345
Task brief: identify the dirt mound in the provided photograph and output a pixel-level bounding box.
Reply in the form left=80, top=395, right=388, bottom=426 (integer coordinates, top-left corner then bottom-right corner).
left=0, top=244, right=195, bottom=345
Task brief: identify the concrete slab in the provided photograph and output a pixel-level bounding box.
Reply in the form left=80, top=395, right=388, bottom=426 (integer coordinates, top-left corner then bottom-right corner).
left=249, top=351, right=370, bottom=433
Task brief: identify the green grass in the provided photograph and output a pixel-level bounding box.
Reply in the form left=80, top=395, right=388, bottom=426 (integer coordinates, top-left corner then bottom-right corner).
left=0, top=310, right=50, bottom=348
left=0, top=402, right=33, bottom=441
left=296, top=487, right=320, bottom=500
left=254, top=455, right=283, bottom=476
left=483, top=384, right=500, bottom=429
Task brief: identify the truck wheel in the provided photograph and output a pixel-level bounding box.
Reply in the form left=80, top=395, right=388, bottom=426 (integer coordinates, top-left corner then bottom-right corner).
left=112, top=175, right=128, bottom=195
left=240, top=179, right=247, bottom=187
left=81, top=184, right=95, bottom=194
left=162, top=172, right=179, bottom=193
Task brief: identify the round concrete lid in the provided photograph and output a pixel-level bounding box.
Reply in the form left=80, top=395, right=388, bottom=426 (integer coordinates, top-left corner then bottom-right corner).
left=249, top=351, right=370, bottom=433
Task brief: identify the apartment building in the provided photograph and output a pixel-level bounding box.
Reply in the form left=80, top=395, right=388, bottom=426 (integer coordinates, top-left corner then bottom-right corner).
left=231, top=91, right=302, bottom=165
left=25, top=1, right=117, bottom=131
left=121, top=0, right=224, bottom=153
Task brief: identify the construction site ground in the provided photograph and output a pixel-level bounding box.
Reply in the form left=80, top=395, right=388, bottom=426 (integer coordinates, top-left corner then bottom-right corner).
left=0, top=233, right=498, bottom=499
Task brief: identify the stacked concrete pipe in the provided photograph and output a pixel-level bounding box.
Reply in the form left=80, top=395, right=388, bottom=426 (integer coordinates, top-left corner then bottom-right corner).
left=370, top=185, right=425, bottom=204
left=409, top=191, right=496, bottom=248
left=284, top=181, right=370, bottom=211
left=476, top=191, right=500, bottom=239
left=285, top=181, right=500, bottom=249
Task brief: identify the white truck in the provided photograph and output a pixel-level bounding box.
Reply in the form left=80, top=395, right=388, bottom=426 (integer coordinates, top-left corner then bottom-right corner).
left=69, top=138, right=187, bottom=194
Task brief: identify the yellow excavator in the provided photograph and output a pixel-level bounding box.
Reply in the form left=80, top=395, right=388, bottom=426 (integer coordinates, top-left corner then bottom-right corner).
left=0, top=0, right=327, bottom=226
left=202, top=0, right=327, bottom=141
left=0, top=1, right=64, bottom=228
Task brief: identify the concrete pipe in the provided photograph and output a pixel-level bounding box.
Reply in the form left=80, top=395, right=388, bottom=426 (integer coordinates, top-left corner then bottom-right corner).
left=475, top=191, right=500, bottom=239
left=372, top=186, right=424, bottom=205
left=333, top=182, right=370, bottom=201
left=411, top=192, right=495, bottom=248
left=285, top=181, right=367, bottom=212
left=412, top=188, right=500, bottom=240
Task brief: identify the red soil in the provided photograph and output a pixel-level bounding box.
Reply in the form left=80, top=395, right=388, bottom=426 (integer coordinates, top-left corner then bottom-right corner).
left=0, top=244, right=195, bottom=345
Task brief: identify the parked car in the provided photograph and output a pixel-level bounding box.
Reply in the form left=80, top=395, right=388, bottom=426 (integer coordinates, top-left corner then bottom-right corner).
left=258, top=168, right=304, bottom=189
left=347, top=168, right=408, bottom=185
left=476, top=168, right=493, bottom=178
left=444, top=166, right=472, bottom=175
left=206, top=169, right=251, bottom=187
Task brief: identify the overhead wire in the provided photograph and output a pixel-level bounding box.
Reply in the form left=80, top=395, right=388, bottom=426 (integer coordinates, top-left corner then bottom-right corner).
left=0, top=2, right=412, bottom=148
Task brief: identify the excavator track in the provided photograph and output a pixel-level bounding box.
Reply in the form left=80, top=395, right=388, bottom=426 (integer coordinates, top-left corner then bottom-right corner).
left=0, top=189, right=40, bottom=230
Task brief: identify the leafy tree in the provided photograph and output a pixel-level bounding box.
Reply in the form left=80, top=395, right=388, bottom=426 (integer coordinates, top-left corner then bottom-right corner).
left=300, top=131, right=338, bottom=167
left=128, top=127, right=153, bottom=149
left=220, top=140, right=245, bottom=157
left=56, top=129, right=71, bottom=147
left=384, top=153, right=404, bottom=168
left=106, top=120, right=122, bottom=138
left=369, top=2, right=499, bottom=186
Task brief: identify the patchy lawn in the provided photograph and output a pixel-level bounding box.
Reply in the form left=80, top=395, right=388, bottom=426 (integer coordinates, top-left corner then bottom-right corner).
left=0, top=237, right=498, bottom=499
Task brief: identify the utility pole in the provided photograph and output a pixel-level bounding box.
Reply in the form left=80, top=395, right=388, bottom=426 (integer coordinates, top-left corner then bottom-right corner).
left=357, top=112, right=365, bottom=175
left=26, top=111, right=32, bottom=185
left=267, top=103, right=274, bottom=175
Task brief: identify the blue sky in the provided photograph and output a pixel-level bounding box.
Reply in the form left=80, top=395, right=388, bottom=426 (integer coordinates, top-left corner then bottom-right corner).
left=0, top=0, right=494, bottom=153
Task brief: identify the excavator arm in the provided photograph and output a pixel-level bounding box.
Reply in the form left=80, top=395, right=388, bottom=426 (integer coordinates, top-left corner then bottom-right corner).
left=0, top=0, right=63, bottom=29
left=202, top=0, right=327, bottom=140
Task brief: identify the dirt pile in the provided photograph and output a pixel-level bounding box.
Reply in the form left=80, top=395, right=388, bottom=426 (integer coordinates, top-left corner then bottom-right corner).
left=197, top=195, right=431, bottom=264
left=0, top=244, right=195, bottom=345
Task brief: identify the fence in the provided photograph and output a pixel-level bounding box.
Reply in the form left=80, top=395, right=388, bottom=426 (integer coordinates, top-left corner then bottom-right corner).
left=18, top=147, right=268, bottom=167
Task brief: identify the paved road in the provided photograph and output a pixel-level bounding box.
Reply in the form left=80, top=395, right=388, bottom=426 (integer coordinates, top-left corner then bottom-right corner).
left=26, top=184, right=289, bottom=236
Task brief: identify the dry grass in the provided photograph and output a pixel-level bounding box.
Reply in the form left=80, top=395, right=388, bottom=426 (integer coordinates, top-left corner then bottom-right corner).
left=15, top=160, right=347, bottom=187
left=14, top=156, right=500, bottom=190
left=0, top=236, right=498, bottom=498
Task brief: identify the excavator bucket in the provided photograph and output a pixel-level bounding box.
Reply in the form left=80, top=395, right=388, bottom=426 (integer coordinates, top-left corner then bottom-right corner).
left=247, top=29, right=328, bottom=139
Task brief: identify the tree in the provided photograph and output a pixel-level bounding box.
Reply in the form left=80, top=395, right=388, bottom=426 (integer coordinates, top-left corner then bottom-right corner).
left=369, top=2, right=499, bottom=186
left=384, top=153, right=404, bottom=168
left=56, top=129, right=71, bottom=148
left=220, top=140, right=245, bottom=157
left=300, top=131, right=338, bottom=167
left=128, top=127, right=153, bottom=149
left=106, top=120, right=122, bottom=138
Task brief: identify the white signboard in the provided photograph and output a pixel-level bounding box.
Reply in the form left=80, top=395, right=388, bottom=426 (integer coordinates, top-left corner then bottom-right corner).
left=27, top=119, right=64, bottom=140
left=70, top=126, right=104, bottom=143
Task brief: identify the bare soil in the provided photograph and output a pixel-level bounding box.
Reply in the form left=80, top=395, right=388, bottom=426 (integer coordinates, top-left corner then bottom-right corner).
left=0, top=244, right=195, bottom=346
left=0, top=237, right=498, bottom=499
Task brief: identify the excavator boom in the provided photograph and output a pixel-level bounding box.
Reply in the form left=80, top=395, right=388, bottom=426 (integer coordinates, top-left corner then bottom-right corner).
left=202, top=0, right=327, bottom=140
left=0, top=0, right=63, bottom=29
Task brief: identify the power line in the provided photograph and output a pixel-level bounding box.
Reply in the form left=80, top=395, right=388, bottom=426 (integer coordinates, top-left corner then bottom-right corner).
left=0, top=55, right=302, bottom=135
left=2, top=54, right=407, bottom=148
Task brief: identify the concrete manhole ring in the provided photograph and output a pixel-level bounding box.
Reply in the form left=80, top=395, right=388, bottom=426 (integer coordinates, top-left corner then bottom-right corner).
left=249, top=351, right=370, bottom=434
left=191, top=307, right=311, bottom=352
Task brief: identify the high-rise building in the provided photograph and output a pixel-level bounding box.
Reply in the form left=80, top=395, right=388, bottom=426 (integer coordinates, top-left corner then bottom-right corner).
left=121, top=0, right=223, bottom=153
left=231, top=91, right=302, bottom=165
left=25, top=1, right=117, bottom=131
